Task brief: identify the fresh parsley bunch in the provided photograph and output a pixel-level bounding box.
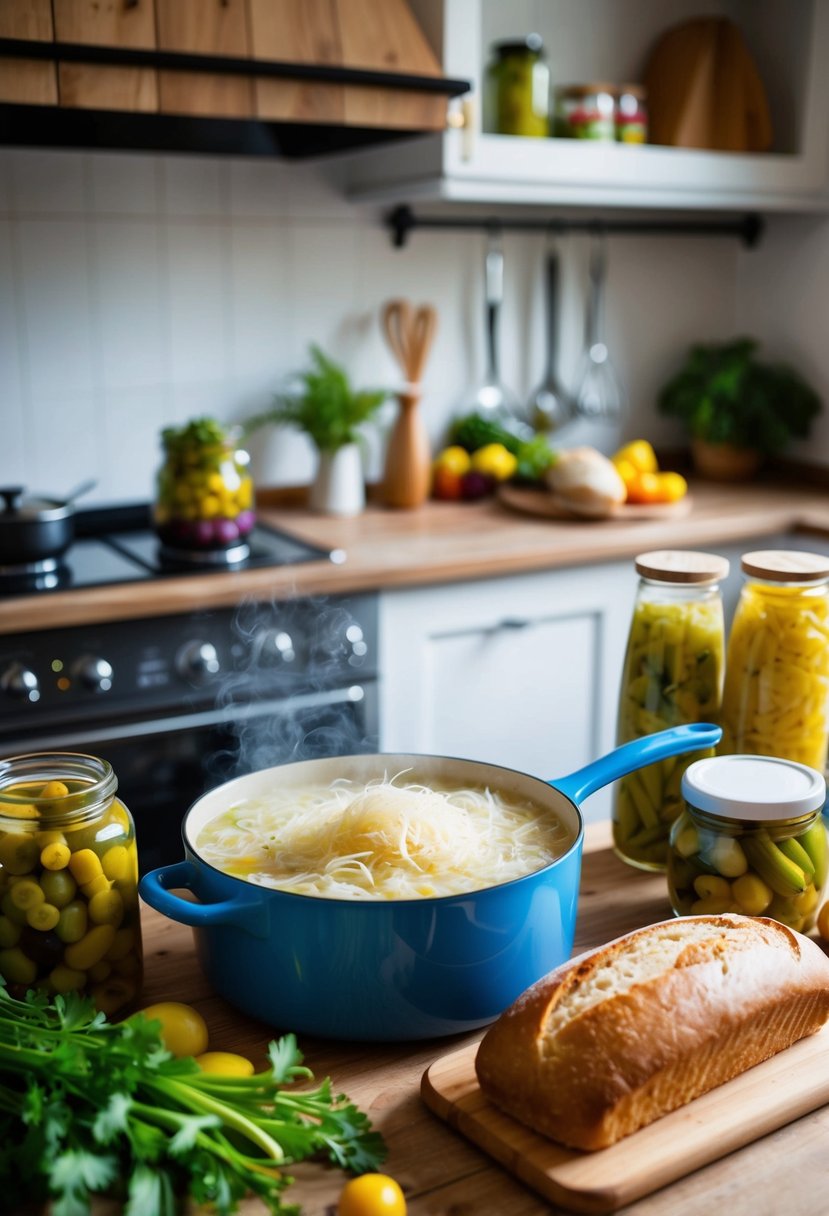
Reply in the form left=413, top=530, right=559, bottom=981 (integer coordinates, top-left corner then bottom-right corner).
left=0, top=981, right=385, bottom=1216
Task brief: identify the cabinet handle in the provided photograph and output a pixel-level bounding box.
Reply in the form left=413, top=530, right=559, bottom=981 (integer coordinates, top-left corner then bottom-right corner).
left=493, top=617, right=531, bottom=631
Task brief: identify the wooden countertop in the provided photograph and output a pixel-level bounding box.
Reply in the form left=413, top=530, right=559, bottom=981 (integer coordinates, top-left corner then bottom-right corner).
left=137, top=819, right=829, bottom=1216
left=2, top=479, right=828, bottom=635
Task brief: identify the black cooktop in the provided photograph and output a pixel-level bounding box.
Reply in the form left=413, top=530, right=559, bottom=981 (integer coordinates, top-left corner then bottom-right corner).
left=0, top=504, right=341, bottom=598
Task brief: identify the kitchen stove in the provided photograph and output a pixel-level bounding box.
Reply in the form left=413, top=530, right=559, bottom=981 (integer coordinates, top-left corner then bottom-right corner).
left=0, top=504, right=377, bottom=873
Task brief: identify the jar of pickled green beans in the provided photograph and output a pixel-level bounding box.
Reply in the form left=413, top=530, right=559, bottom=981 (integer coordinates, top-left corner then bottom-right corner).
left=0, top=753, right=143, bottom=1014
left=612, top=550, right=729, bottom=872
left=719, top=550, right=829, bottom=773
left=668, top=754, right=827, bottom=933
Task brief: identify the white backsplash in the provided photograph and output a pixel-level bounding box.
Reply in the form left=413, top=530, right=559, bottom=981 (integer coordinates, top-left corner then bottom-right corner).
left=2, top=144, right=824, bottom=505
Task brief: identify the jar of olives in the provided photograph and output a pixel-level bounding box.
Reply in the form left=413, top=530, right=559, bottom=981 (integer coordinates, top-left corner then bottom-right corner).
left=485, top=34, right=550, bottom=137
left=612, top=550, right=729, bottom=872
left=719, top=550, right=829, bottom=772
left=154, top=417, right=255, bottom=554
left=0, top=753, right=143, bottom=1014
left=668, top=754, right=827, bottom=933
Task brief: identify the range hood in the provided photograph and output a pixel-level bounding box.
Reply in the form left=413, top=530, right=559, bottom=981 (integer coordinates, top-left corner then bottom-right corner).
left=0, top=0, right=469, bottom=160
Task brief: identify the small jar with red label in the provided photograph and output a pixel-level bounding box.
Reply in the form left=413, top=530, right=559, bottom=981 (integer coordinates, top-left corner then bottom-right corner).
left=615, top=85, right=648, bottom=143
left=553, top=83, right=616, bottom=141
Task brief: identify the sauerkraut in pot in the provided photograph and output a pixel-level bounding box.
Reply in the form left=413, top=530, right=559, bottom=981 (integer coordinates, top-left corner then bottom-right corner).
left=195, top=774, right=573, bottom=900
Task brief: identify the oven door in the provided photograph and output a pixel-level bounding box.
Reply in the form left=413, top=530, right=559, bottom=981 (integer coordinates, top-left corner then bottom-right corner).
left=2, top=682, right=378, bottom=873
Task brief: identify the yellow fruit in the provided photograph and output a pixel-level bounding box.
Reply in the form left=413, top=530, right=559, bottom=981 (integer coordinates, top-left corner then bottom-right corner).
left=337, top=1174, right=407, bottom=1216
left=612, top=439, right=658, bottom=475
left=432, top=445, right=471, bottom=476
left=137, top=1001, right=209, bottom=1058
left=470, top=443, right=517, bottom=481
left=196, top=1051, right=255, bottom=1077
left=818, top=900, right=829, bottom=942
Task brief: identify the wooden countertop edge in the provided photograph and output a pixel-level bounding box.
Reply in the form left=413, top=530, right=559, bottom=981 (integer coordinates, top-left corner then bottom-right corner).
left=1, top=484, right=827, bottom=635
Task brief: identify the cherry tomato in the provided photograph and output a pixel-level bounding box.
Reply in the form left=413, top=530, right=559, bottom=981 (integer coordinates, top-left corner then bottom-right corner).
left=337, top=1173, right=407, bottom=1216
left=137, top=1001, right=209, bottom=1058
left=196, top=1051, right=255, bottom=1077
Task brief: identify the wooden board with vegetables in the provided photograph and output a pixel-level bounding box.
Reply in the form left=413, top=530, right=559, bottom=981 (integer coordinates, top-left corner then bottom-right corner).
left=4, top=822, right=829, bottom=1215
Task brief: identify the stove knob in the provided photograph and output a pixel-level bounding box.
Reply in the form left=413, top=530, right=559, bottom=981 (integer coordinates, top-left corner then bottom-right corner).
left=0, top=662, right=40, bottom=702
left=345, top=623, right=368, bottom=660
left=176, top=641, right=220, bottom=684
left=253, top=629, right=295, bottom=664
left=73, top=655, right=114, bottom=693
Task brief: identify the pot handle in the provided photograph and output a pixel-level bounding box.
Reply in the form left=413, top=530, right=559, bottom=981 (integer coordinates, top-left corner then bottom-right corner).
left=139, top=861, right=266, bottom=936
left=552, top=723, right=722, bottom=806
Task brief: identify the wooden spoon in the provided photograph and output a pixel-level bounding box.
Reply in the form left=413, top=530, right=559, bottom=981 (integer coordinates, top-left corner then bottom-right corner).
left=381, top=299, right=438, bottom=509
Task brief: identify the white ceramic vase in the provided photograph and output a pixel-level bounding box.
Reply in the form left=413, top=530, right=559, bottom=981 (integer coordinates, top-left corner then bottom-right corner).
left=309, top=443, right=365, bottom=516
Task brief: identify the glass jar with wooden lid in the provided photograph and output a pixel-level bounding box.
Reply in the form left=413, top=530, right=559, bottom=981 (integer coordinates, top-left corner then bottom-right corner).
left=719, top=549, right=829, bottom=772
left=612, top=550, right=729, bottom=871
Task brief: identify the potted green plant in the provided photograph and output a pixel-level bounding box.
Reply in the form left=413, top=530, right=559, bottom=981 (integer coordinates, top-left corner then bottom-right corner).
left=657, top=338, right=822, bottom=480
left=245, top=345, right=388, bottom=516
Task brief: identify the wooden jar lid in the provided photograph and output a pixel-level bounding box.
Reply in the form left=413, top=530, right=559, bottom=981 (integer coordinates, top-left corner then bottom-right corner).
left=635, top=549, right=730, bottom=584
left=741, top=549, right=829, bottom=581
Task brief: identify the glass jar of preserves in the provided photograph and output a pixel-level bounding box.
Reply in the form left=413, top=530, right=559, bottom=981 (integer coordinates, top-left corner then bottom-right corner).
left=153, top=417, right=255, bottom=553
left=553, top=83, right=616, bottom=140
left=719, top=550, right=829, bottom=772
left=615, top=84, right=648, bottom=143
left=668, top=754, right=827, bottom=932
left=612, top=550, right=729, bottom=871
left=0, top=752, right=143, bottom=1014
left=485, top=34, right=550, bottom=137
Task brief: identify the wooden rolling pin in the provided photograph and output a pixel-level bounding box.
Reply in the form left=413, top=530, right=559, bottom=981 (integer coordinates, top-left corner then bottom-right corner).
left=381, top=298, right=438, bottom=509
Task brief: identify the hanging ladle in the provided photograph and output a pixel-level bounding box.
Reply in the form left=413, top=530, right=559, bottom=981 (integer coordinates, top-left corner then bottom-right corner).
left=524, top=238, right=574, bottom=433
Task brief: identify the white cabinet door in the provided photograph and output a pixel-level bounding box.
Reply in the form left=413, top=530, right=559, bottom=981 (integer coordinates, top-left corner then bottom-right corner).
left=379, top=561, right=636, bottom=822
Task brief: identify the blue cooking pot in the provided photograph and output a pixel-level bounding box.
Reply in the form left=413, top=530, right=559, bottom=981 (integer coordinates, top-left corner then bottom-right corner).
left=139, top=723, right=720, bottom=1041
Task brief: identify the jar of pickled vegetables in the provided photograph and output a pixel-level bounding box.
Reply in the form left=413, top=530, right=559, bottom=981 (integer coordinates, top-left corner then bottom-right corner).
left=668, top=754, right=827, bottom=932
left=0, top=753, right=143, bottom=1014
left=719, top=550, right=829, bottom=772
left=153, top=417, right=255, bottom=553
left=485, top=34, right=550, bottom=137
left=613, top=550, right=729, bottom=872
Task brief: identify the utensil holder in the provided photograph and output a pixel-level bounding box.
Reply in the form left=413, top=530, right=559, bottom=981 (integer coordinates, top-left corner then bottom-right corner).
left=382, top=390, right=432, bottom=509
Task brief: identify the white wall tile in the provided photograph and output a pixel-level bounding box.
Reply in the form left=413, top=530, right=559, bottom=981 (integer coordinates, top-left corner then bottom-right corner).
left=26, top=391, right=102, bottom=495
left=91, top=220, right=167, bottom=390
left=88, top=152, right=159, bottom=216
left=228, top=158, right=290, bottom=219
left=10, top=149, right=88, bottom=214
left=161, top=156, right=229, bottom=217
left=100, top=386, right=168, bottom=502
left=229, top=224, right=292, bottom=381
left=286, top=223, right=360, bottom=361
left=166, top=222, right=231, bottom=384
left=0, top=151, right=13, bottom=214
left=168, top=381, right=235, bottom=430
left=16, top=219, right=96, bottom=399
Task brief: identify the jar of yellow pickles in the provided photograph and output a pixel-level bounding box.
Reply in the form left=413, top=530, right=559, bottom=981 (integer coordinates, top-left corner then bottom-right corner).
left=613, top=550, right=729, bottom=871
left=0, top=753, right=143, bottom=1014
left=668, top=754, right=827, bottom=932
left=719, top=550, right=829, bottom=771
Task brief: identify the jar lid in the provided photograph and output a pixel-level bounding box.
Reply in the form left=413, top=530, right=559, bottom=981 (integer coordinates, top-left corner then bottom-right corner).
left=617, top=83, right=647, bottom=99
left=493, top=33, right=544, bottom=57
left=682, top=755, right=826, bottom=820
left=635, top=549, right=730, bottom=584
left=555, top=82, right=618, bottom=99
left=741, top=549, right=829, bottom=582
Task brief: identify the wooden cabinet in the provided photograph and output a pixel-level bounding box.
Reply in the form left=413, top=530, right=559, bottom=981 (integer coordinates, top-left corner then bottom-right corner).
left=348, top=0, right=829, bottom=213
left=378, top=562, right=635, bottom=823
left=155, top=0, right=253, bottom=119
left=0, top=0, right=57, bottom=105
left=53, top=0, right=158, bottom=112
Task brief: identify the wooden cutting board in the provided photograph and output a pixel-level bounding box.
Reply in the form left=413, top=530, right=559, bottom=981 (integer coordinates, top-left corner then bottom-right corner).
left=422, top=1024, right=829, bottom=1215
left=498, top=484, right=693, bottom=522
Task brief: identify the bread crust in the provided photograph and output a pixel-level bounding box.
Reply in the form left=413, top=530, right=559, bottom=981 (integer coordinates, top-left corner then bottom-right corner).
left=475, top=914, right=829, bottom=1150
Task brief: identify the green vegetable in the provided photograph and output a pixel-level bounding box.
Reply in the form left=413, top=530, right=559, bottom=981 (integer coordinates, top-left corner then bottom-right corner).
left=0, top=981, right=385, bottom=1216
left=449, top=413, right=557, bottom=482
left=244, top=346, right=388, bottom=452
left=657, top=338, right=822, bottom=455
left=161, top=416, right=230, bottom=454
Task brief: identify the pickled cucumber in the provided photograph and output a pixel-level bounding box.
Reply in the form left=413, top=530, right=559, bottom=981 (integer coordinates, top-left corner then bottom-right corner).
left=0, top=781, right=142, bottom=1012
left=613, top=595, right=725, bottom=869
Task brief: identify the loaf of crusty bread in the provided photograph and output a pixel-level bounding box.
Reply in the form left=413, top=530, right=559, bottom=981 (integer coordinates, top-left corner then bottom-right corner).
left=475, top=914, right=829, bottom=1151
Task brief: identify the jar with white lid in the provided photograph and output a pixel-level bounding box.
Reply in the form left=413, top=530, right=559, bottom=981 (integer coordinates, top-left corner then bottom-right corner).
left=719, top=550, right=829, bottom=772
left=668, top=754, right=827, bottom=932
left=612, top=550, right=729, bottom=872
left=0, top=752, right=143, bottom=1014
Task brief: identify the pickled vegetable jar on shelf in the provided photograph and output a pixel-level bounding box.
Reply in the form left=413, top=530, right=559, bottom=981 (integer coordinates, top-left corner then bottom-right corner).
left=485, top=34, right=550, bottom=137
left=612, top=550, right=729, bottom=872
left=719, top=550, right=829, bottom=772
left=153, top=417, right=255, bottom=552
left=0, top=753, right=143, bottom=1013
left=668, top=754, right=827, bottom=933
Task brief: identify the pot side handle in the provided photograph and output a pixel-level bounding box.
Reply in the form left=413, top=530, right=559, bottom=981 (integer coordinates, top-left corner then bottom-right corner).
left=552, top=723, right=722, bottom=806
left=139, top=861, right=266, bottom=936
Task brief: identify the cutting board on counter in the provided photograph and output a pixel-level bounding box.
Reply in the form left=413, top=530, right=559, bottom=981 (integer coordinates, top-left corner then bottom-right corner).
left=498, top=484, right=693, bottom=522
left=422, top=1023, right=829, bottom=1214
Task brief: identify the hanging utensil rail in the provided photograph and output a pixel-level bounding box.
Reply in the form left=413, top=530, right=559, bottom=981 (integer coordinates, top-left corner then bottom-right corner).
left=386, top=205, right=763, bottom=249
